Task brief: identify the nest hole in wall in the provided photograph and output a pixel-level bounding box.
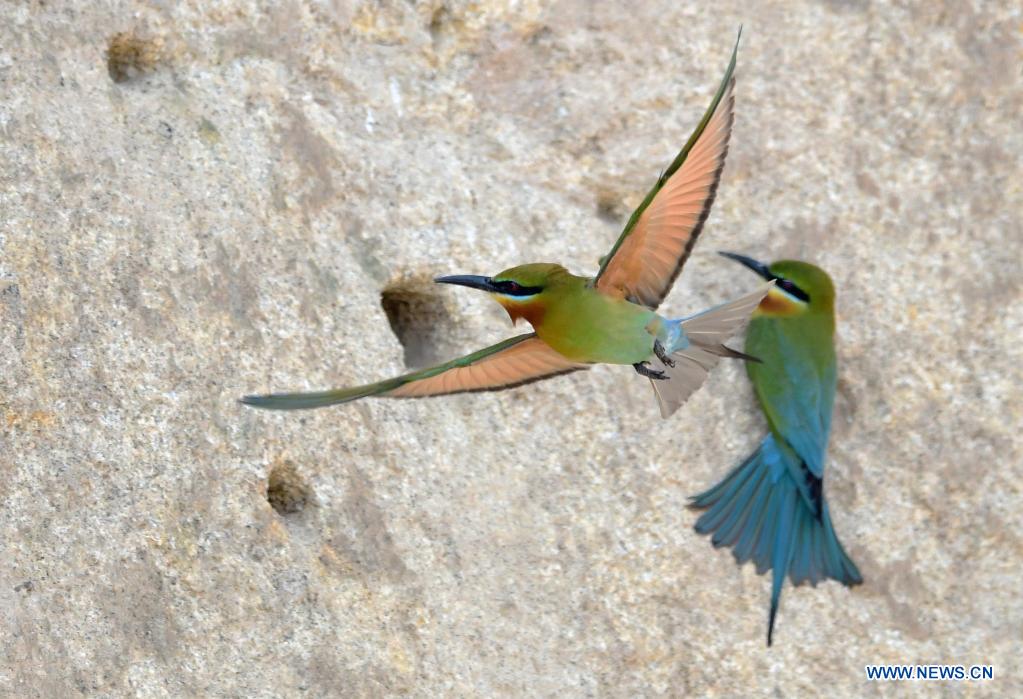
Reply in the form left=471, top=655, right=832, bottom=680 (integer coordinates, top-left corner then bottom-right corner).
left=106, top=32, right=163, bottom=83
left=596, top=188, right=627, bottom=224
left=380, top=281, right=459, bottom=369
left=267, top=462, right=313, bottom=517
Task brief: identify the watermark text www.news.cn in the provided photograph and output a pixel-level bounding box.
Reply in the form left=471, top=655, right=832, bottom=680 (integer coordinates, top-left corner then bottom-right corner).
left=865, top=665, right=993, bottom=681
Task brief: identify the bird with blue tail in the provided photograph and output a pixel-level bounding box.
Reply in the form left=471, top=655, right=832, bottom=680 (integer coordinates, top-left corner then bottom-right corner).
left=690, top=253, right=862, bottom=646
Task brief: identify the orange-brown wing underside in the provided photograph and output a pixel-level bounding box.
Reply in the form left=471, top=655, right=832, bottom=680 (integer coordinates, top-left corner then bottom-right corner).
left=387, top=334, right=585, bottom=397
left=594, top=37, right=737, bottom=310
left=241, top=334, right=586, bottom=410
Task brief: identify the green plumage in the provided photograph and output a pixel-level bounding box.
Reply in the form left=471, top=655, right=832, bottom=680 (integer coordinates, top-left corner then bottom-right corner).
left=691, top=258, right=861, bottom=646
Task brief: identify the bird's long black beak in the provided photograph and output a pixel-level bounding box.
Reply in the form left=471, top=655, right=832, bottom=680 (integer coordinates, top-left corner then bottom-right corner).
left=719, top=251, right=773, bottom=280
left=434, top=274, right=496, bottom=292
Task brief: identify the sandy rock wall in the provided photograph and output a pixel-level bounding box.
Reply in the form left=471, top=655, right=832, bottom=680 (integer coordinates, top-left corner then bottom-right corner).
left=1, top=1, right=1020, bottom=696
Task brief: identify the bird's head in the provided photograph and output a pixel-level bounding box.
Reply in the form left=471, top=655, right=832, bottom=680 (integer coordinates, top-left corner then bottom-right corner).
left=719, top=252, right=835, bottom=318
left=435, top=263, right=570, bottom=326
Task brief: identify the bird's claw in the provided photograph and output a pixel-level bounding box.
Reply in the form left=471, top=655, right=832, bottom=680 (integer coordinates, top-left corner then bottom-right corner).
left=653, top=340, right=675, bottom=367
left=634, top=361, right=669, bottom=380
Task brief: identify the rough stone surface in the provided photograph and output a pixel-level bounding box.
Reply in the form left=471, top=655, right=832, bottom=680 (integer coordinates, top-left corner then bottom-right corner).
left=2, top=1, right=1020, bottom=696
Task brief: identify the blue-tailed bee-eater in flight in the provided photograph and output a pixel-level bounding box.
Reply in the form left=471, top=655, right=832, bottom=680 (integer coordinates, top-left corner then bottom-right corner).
left=691, top=253, right=863, bottom=646
left=242, top=31, right=771, bottom=418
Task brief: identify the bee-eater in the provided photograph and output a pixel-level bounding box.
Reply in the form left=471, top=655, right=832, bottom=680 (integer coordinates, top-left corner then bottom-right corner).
left=242, top=32, right=770, bottom=418
left=690, top=253, right=862, bottom=646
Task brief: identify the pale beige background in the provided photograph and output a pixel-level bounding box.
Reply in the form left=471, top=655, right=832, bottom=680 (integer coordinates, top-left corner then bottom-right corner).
left=1, top=1, right=1020, bottom=696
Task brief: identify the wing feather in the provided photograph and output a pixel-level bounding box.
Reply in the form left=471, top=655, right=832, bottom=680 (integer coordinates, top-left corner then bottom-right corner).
left=241, top=334, right=586, bottom=410
left=387, top=333, right=585, bottom=398
left=593, top=32, right=739, bottom=309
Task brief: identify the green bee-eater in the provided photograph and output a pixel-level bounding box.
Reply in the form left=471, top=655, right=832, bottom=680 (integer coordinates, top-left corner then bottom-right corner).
left=690, top=253, right=863, bottom=646
left=242, top=32, right=770, bottom=418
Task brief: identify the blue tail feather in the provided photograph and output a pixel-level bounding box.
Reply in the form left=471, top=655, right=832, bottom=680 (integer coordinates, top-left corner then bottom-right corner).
left=767, top=487, right=797, bottom=646
left=733, top=495, right=765, bottom=562
left=714, top=464, right=768, bottom=547
left=691, top=434, right=861, bottom=646
left=753, top=487, right=781, bottom=575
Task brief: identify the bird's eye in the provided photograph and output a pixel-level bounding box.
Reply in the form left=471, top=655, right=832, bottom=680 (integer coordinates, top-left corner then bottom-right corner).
left=504, top=281, right=522, bottom=293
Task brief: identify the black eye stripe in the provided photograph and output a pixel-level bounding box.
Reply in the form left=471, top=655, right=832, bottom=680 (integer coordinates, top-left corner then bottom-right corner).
left=775, top=278, right=810, bottom=302
left=492, top=280, right=543, bottom=296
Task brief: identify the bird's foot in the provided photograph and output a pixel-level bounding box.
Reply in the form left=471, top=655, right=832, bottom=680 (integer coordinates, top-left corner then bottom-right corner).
left=634, top=361, right=669, bottom=380
left=653, top=340, right=675, bottom=367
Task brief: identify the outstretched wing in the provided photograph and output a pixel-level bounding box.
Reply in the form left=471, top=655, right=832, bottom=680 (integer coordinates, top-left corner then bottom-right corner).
left=241, top=334, right=586, bottom=410
left=593, top=31, right=739, bottom=310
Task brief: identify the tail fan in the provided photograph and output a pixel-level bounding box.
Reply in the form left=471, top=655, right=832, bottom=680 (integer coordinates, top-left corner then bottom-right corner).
left=690, top=434, right=862, bottom=646
left=649, top=282, right=773, bottom=418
